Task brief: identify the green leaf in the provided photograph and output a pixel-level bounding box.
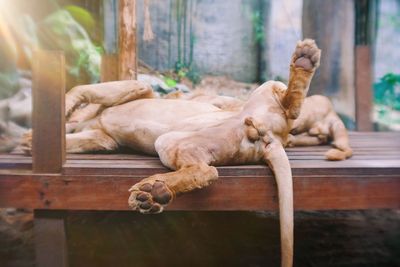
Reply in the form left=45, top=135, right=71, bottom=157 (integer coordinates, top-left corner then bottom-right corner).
left=63, top=5, right=96, bottom=34
left=164, top=77, right=177, bottom=88
left=38, top=10, right=101, bottom=84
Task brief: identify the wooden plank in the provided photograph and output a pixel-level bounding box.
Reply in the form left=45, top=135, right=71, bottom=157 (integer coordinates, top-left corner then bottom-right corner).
left=61, top=158, right=400, bottom=170
left=3, top=149, right=400, bottom=161
left=60, top=166, right=400, bottom=178
left=2, top=159, right=397, bottom=177
left=101, top=54, right=118, bottom=82
left=34, top=210, right=68, bottom=267
left=2, top=157, right=400, bottom=175
left=118, top=0, right=137, bottom=80
left=2, top=156, right=400, bottom=173
left=0, top=174, right=399, bottom=211
left=355, top=46, right=373, bottom=131
left=32, top=51, right=66, bottom=173
left=63, top=153, right=400, bottom=161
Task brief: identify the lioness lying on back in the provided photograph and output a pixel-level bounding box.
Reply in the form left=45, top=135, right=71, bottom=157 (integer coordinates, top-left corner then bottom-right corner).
left=22, top=40, right=351, bottom=267
left=166, top=89, right=352, bottom=161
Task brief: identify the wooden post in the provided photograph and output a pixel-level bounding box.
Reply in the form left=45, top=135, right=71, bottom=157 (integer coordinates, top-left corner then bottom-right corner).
left=118, top=0, right=137, bottom=80
left=354, top=0, right=378, bottom=131
left=101, top=54, right=119, bottom=82
left=302, top=0, right=356, bottom=122
left=32, top=51, right=66, bottom=173
left=355, top=46, right=373, bottom=131
left=34, top=210, right=68, bottom=267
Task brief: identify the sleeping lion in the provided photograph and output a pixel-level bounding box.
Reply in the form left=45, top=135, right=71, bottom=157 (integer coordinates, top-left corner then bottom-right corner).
left=22, top=39, right=352, bottom=267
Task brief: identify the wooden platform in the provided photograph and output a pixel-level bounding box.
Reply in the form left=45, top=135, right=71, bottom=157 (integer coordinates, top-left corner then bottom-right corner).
left=0, top=132, right=399, bottom=211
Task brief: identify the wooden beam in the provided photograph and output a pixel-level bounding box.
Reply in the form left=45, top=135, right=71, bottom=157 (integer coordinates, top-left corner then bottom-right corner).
left=0, top=173, right=399, bottom=211
left=32, top=51, right=66, bottom=173
left=118, top=0, right=137, bottom=80
left=34, top=210, right=68, bottom=267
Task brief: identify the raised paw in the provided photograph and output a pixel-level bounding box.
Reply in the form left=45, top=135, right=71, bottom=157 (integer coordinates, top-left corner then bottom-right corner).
left=293, top=39, right=321, bottom=71
left=128, top=179, right=174, bottom=214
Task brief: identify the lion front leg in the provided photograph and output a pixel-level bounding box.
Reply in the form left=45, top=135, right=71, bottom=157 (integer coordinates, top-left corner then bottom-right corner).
left=128, top=132, right=219, bottom=213
left=128, top=163, right=218, bottom=213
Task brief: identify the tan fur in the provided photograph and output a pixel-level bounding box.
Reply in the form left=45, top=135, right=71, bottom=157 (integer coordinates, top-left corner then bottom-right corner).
left=22, top=40, right=331, bottom=267
left=282, top=40, right=321, bottom=119
left=288, top=95, right=353, bottom=160
left=65, top=80, right=154, bottom=118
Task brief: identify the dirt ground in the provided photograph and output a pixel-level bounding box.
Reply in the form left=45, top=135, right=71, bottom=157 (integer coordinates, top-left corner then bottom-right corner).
left=1, top=209, right=399, bottom=267
left=194, top=75, right=259, bottom=100
left=0, top=209, right=34, bottom=267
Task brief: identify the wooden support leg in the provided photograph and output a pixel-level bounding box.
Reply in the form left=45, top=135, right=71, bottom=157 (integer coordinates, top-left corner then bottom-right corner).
left=34, top=210, right=69, bottom=267
left=32, top=51, right=66, bottom=173
left=355, top=46, right=373, bottom=131
left=354, top=0, right=377, bottom=131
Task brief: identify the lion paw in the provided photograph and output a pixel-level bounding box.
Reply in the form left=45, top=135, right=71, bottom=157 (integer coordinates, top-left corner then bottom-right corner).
left=293, top=39, right=321, bottom=71
left=286, top=134, right=296, bottom=147
left=128, top=179, right=174, bottom=214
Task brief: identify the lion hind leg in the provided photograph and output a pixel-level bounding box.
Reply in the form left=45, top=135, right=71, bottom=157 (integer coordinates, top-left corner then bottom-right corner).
left=282, top=39, right=321, bottom=119
left=66, top=80, right=154, bottom=118
left=66, top=129, right=118, bottom=153
left=325, top=114, right=353, bottom=161
left=19, top=128, right=118, bottom=154
left=286, top=132, right=326, bottom=147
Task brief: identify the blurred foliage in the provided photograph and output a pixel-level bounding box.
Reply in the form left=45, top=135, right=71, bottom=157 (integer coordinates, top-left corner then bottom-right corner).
left=374, top=73, right=400, bottom=130
left=251, top=10, right=264, bottom=44
left=64, top=5, right=96, bottom=35
left=374, top=73, right=400, bottom=110
left=17, top=15, right=40, bottom=65
left=378, top=0, right=400, bottom=30
left=37, top=8, right=102, bottom=85
left=0, top=3, right=102, bottom=96
left=174, top=61, right=201, bottom=85
left=63, top=4, right=101, bottom=46
left=171, top=0, right=200, bottom=86
left=186, top=68, right=201, bottom=85
left=0, top=13, right=17, bottom=72
left=387, top=14, right=400, bottom=29
left=0, top=72, right=19, bottom=99
left=164, top=60, right=201, bottom=87
left=164, top=77, right=177, bottom=88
